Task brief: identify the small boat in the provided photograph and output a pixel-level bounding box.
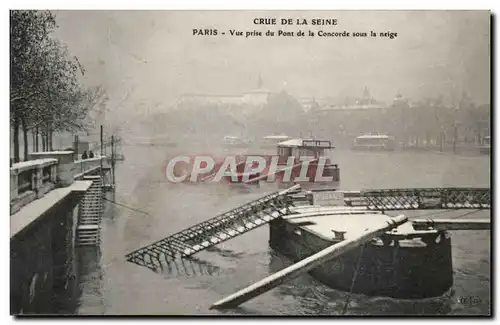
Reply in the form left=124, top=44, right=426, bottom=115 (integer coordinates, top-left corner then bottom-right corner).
left=129, top=135, right=177, bottom=148
left=479, top=136, right=491, bottom=155
left=179, top=138, right=340, bottom=185
left=223, top=135, right=250, bottom=148
left=225, top=138, right=340, bottom=185
left=352, top=134, right=396, bottom=151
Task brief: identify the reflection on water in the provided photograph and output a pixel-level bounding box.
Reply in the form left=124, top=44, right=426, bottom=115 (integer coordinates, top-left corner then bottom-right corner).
left=67, top=146, right=490, bottom=315
left=155, top=257, right=222, bottom=277
left=75, top=247, right=104, bottom=315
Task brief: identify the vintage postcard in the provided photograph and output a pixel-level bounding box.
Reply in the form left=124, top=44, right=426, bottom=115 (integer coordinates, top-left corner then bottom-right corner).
left=9, top=9, right=491, bottom=316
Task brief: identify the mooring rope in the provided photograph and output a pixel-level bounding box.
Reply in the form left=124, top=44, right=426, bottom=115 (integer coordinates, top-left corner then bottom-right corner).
left=341, top=244, right=365, bottom=315
left=448, top=209, right=483, bottom=220
left=413, top=208, right=483, bottom=220
left=408, top=207, right=486, bottom=221
left=412, top=209, right=460, bottom=219
left=101, top=196, right=151, bottom=216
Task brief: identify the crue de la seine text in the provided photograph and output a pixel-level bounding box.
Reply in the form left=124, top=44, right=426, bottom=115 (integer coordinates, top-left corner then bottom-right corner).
left=253, top=18, right=338, bottom=25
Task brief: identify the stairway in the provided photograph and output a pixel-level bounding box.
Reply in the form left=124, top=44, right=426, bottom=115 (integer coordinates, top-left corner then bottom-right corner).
left=76, top=176, right=103, bottom=246
left=125, top=185, right=300, bottom=270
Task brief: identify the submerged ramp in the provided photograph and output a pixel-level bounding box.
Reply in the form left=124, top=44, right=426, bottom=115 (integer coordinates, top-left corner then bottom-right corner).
left=125, top=185, right=300, bottom=270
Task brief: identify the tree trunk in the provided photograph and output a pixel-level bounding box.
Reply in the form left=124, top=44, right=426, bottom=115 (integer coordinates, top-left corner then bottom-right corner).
left=35, top=126, right=39, bottom=152
left=42, top=131, right=46, bottom=151
left=453, top=125, right=458, bottom=154
left=32, top=131, right=36, bottom=152
left=13, top=115, right=20, bottom=163
left=43, top=126, right=49, bottom=151
left=21, top=117, right=29, bottom=161
left=49, top=130, right=53, bottom=151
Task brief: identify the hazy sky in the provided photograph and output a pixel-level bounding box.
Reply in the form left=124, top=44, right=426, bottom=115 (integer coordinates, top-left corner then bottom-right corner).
left=53, top=10, right=490, bottom=121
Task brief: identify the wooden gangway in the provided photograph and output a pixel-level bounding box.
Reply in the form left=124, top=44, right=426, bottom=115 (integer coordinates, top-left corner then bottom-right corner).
left=125, top=185, right=301, bottom=270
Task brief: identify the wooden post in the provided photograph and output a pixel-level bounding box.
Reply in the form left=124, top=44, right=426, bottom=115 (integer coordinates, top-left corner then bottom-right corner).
left=35, top=127, right=39, bottom=152
left=453, top=124, right=458, bottom=154
left=412, top=219, right=490, bottom=231
left=100, top=125, right=104, bottom=157
left=210, top=214, right=408, bottom=310
left=111, top=135, right=116, bottom=187
left=111, top=135, right=114, bottom=161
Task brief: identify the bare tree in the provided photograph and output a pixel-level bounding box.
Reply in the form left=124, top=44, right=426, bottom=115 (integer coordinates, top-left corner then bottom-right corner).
left=10, top=10, right=56, bottom=161
left=10, top=10, right=105, bottom=161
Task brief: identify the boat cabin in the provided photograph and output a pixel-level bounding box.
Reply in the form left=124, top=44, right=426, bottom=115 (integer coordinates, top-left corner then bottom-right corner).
left=479, top=136, right=491, bottom=155
left=224, top=135, right=240, bottom=142
left=223, top=135, right=249, bottom=147
left=353, top=134, right=396, bottom=150
left=277, top=138, right=334, bottom=161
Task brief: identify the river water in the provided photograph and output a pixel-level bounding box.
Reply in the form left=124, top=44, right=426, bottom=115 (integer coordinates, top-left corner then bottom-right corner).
left=72, top=145, right=491, bottom=315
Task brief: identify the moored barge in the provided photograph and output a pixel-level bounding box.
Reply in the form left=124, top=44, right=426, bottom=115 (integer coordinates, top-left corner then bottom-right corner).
left=227, top=139, right=340, bottom=184
left=177, top=138, right=340, bottom=185
left=479, top=136, right=491, bottom=155
left=269, top=204, right=453, bottom=299
left=352, top=134, right=396, bottom=151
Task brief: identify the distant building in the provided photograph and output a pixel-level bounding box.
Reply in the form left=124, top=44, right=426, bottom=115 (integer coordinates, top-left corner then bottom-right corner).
left=241, top=87, right=273, bottom=105
left=176, top=93, right=246, bottom=106
left=392, top=91, right=409, bottom=109
left=175, top=74, right=273, bottom=107
left=315, top=87, right=387, bottom=112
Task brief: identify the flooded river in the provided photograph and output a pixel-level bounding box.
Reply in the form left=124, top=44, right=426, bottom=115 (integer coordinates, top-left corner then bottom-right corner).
left=72, top=145, right=491, bottom=315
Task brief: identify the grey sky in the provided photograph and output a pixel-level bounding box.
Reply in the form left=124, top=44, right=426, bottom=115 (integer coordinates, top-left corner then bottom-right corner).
left=53, top=10, right=490, bottom=120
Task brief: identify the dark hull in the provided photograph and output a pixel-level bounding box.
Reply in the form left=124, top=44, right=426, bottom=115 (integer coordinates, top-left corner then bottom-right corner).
left=269, top=218, right=453, bottom=299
